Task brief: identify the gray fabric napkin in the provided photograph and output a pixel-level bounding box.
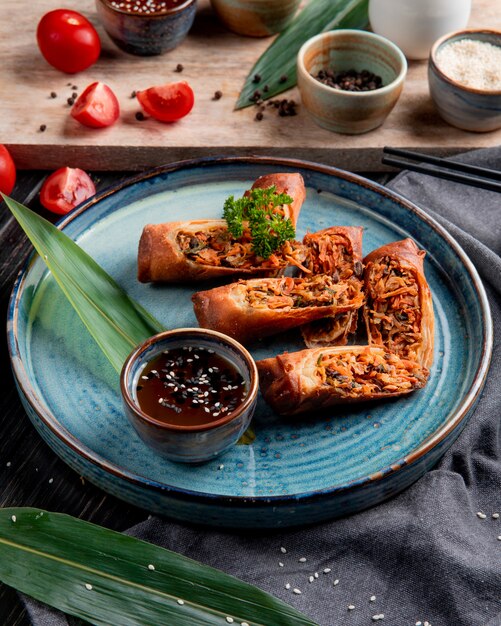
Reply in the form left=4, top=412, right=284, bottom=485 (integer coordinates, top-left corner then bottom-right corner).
left=23, top=147, right=501, bottom=626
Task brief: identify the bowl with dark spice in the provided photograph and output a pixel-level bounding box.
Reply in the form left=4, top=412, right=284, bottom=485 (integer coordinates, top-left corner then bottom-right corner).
left=95, top=0, right=196, bottom=56
left=428, top=29, right=501, bottom=132
left=120, top=328, right=259, bottom=463
left=297, top=29, right=407, bottom=134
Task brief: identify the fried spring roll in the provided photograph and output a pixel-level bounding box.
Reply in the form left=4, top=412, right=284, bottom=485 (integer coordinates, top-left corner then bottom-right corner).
left=300, top=226, right=364, bottom=348
left=363, top=238, right=434, bottom=369
left=257, top=346, right=429, bottom=416
left=192, top=275, right=365, bottom=344
left=137, top=172, right=306, bottom=283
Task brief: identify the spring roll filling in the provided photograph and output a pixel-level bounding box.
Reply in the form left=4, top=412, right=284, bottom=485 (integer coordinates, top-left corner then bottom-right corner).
left=304, top=232, right=362, bottom=280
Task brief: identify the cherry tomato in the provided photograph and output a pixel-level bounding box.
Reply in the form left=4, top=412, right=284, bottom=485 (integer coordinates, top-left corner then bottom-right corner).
left=71, top=82, right=120, bottom=128
left=37, top=10, right=101, bottom=74
left=40, top=167, right=96, bottom=215
left=136, top=82, right=194, bottom=123
left=0, top=145, right=16, bottom=196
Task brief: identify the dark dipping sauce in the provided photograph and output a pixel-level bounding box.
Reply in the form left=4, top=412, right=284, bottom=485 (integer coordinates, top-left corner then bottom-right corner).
left=136, top=346, right=248, bottom=427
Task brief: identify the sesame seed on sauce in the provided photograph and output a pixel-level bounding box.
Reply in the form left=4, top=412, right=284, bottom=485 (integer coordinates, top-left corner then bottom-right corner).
left=106, top=0, right=184, bottom=14
left=280, top=547, right=287, bottom=553
left=298, top=557, right=307, bottom=563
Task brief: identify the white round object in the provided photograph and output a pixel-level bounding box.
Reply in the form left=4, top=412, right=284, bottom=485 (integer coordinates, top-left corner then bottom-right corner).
left=369, top=0, right=471, bottom=60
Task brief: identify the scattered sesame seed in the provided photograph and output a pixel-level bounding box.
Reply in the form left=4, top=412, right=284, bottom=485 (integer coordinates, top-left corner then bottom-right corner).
left=177, top=599, right=184, bottom=605
left=416, top=622, right=422, bottom=626
left=218, top=464, right=224, bottom=470
left=309, top=576, right=314, bottom=583
left=285, top=583, right=291, bottom=589
left=424, top=622, right=430, bottom=626
left=293, top=588, right=302, bottom=595
left=158, top=398, right=164, bottom=403
left=85, top=583, right=93, bottom=590
left=497, top=536, right=501, bottom=540
left=314, top=572, right=319, bottom=579
left=333, top=579, right=339, bottom=586
left=11, top=515, right=16, bottom=522
left=370, top=595, right=376, bottom=602
left=6, top=462, right=11, bottom=467
left=48, top=478, right=54, bottom=484
left=372, top=615, right=384, bottom=621
left=241, top=623, right=250, bottom=626
left=226, top=618, right=234, bottom=624
left=298, top=557, right=307, bottom=563
left=279, top=562, right=284, bottom=567
left=323, top=568, right=331, bottom=573
left=477, top=511, right=487, bottom=519
left=348, top=605, right=355, bottom=610
left=492, top=513, right=500, bottom=519
left=280, top=546, right=287, bottom=554
left=148, top=564, right=155, bottom=570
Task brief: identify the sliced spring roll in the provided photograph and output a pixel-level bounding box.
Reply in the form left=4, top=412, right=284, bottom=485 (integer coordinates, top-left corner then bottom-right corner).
left=257, top=346, right=429, bottom=416
left=137, top=172, right=306, bottom=283
left=192, top=275, right=364, bottom=344
left=363, top=238, right=434, bottom=369
left=300, top=226, right=364, bottom=348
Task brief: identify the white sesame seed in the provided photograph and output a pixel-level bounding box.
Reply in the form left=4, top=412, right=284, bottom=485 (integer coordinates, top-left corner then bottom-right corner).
left=497, top=536, right=501, bottom=540
left=241, top=623, right=250, bottom=626
left=48, top=478, right=54, bottom=484
left=309, top=576, right=314, bottom=583
left=293, top=588, right=302, bottom=595
left=370, top=595, right=376, bottom=602
left=314, top=572, right=319, bottom=579
left=6, top=462, right=11, bottom=467
left=85, top=583, right=93, bottom=590
left=280, top=546, right=287, bottom=553
left=285, top=583, right=291, bottom=589
left=148, top=564, right=155, bottom=570
left=333, top=579, right=339, bottom=586
left=141, top=375, right=148, bottom=380
left=492, top=513, right=500, bottom=519
left=323, top=568, right=331, bottom=573
left=218, top=464, right=224, bottom=470
left=348, top=605, right=355, bottom=610
left=226, top=618, right=234, bottom=624
left=177, top=599, right=184, bottom=605
left=158, top=397, right=164, bottom=403
left=11, top=515, right=16, bottom=523
left=298, top=557, right=307, bottom=563
left=416, top=622, right=422, bottom=626
left=279, top=562, right=284, bottom=567
left=477, top=511, right=487, bottom=519
left=424, top=622, right=430, bottom=626
left=372, top=615, right=384, bottom=621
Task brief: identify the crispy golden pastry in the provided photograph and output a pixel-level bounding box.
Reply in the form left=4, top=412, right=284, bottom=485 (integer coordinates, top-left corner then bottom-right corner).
left=257, top=345, right=429, bottom=416
left=137, top=173, right=306, bottom=283
left=300, top=226, right=364, bottom=348
left=192, top=275, right=365, bottom=344
left=363, top=238, right=434, bottom=369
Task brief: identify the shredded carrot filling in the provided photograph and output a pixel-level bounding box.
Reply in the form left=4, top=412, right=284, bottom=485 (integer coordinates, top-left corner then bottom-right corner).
left=303, top=232, right=362, bottom=280
left=366, top=257, right=422, bottom=361
left=316, top=350, right=427, bottom=397
left=177, top=227, right=305, bottom=270
left=244, top=275, right=364, bottom=310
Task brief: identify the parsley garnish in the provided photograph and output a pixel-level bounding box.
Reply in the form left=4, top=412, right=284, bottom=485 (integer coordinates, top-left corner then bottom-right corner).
left=223, top=185, right=295, bottom=258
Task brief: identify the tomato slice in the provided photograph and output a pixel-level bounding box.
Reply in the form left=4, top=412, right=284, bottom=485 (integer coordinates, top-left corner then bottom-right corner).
left=71, top=82, right=120, bottom=129
left=40, top=167, right=96, bottom=215
left=136, top=82, right=194, bottom=123
left=0, top=145, right=16, bottom=196
left=37, top=10, right=101, bottom=74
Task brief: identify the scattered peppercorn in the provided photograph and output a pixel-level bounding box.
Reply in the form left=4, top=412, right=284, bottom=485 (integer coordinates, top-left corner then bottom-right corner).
left=255, top=111, right=264, bottom=121
left=314, top=68, right=383, bottom=91
left=72, top=85, right=78, bottom=90
left=252, top=73, right=261, bottom=84
left=135, top=111, right=146, bottom=121
left=266, top=98, right=297, bottom=116
left=39, top=124, right=47, bottom=132
left=66, top=82, right=72, bottom=86
left=212, top=90, right=223, bottom=101
left=130, top=90, right=137, bottom=98
left=263, top=85, right=269, bottom=93
left=71, top=91, right=78, bottom=99
left=67, top=97, right=75, bottom=106
left=175, top=63, right=184, bottom=72
left=279, top=74, right=288, bottom=83
left=50, top=91, right=57, bottom=99
left=249, top=89, right=262, bottom=103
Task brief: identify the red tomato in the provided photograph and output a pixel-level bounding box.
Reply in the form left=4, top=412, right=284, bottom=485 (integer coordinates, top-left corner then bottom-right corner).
left=136, top=82, right=194, bottom=123
left=37, top=10, right=101, bottom=74
left=0, top=145, right=16, bottom=196
left=71, top=82, right=120, bottom=128
left=40, top=167, right=96, bottom=215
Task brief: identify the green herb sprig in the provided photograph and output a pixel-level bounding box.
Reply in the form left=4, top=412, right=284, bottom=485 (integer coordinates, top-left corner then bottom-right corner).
left=223, top=185, right=295, bottom=259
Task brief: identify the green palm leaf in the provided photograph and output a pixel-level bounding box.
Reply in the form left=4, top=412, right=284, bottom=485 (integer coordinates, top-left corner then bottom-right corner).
left=3, top=194, right=163, bottom=373
left=0, top=508, right=318, bottom=625
left=236, top=0, right=369, bottom=109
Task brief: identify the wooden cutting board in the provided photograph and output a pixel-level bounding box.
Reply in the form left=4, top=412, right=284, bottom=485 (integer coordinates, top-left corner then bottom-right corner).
left=1, top=0, right=500, bottom=171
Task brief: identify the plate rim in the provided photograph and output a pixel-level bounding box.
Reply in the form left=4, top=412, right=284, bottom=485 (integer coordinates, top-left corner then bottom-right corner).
left=7, top=155, right=493, bottom=506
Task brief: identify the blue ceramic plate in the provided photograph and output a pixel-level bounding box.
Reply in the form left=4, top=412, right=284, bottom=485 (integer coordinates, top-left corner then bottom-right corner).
left=8, top=157, right=492, bottom=528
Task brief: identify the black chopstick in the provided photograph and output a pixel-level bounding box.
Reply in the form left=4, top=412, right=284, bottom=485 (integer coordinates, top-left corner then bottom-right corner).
left=382, top=147, right=501, bottom=193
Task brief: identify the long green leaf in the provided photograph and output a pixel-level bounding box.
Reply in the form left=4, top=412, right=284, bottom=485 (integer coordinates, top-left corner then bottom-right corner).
left=0, top=509, right=318, bottom=626
left=236, top=0, right=369, bottom=109
left=3, top=194, right=163, bottom=373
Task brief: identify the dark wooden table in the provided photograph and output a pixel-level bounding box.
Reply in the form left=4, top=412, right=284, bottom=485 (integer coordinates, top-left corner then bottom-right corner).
left=0, top=168, right=391, bottom=625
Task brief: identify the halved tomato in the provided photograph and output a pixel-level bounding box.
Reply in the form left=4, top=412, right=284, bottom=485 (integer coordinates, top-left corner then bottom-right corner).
left=40, top=167, right=96, bottom=215
left=0, top=145, right=16, bottom=196
left=136, top=81, right=194, bottom=123
left=71, top=82, right=120, bottom=129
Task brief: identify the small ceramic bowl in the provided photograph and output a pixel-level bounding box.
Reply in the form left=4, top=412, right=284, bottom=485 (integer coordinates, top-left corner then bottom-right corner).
left=95, top=0, right=197, bottom=56
left=429, top=29, right=501, bottom=132
left=120, top=328, right=258, bottom=463
left=297, top=30, right=407, bottom=135
left=210, top=0, right=300, bottom=37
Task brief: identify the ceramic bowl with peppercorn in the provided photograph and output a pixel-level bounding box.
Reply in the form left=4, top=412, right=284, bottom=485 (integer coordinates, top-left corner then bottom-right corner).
left=297, top=29, right=407, bottom=135
left=95, top=0, right=197, bottom=56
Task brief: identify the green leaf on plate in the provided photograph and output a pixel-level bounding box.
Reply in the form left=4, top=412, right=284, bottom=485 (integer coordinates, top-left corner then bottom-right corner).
left=3, top=194, right=163, bottom=373
left=0, top=508, right=318, bottom=626
left=235, top=0, right=369, bottom=109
